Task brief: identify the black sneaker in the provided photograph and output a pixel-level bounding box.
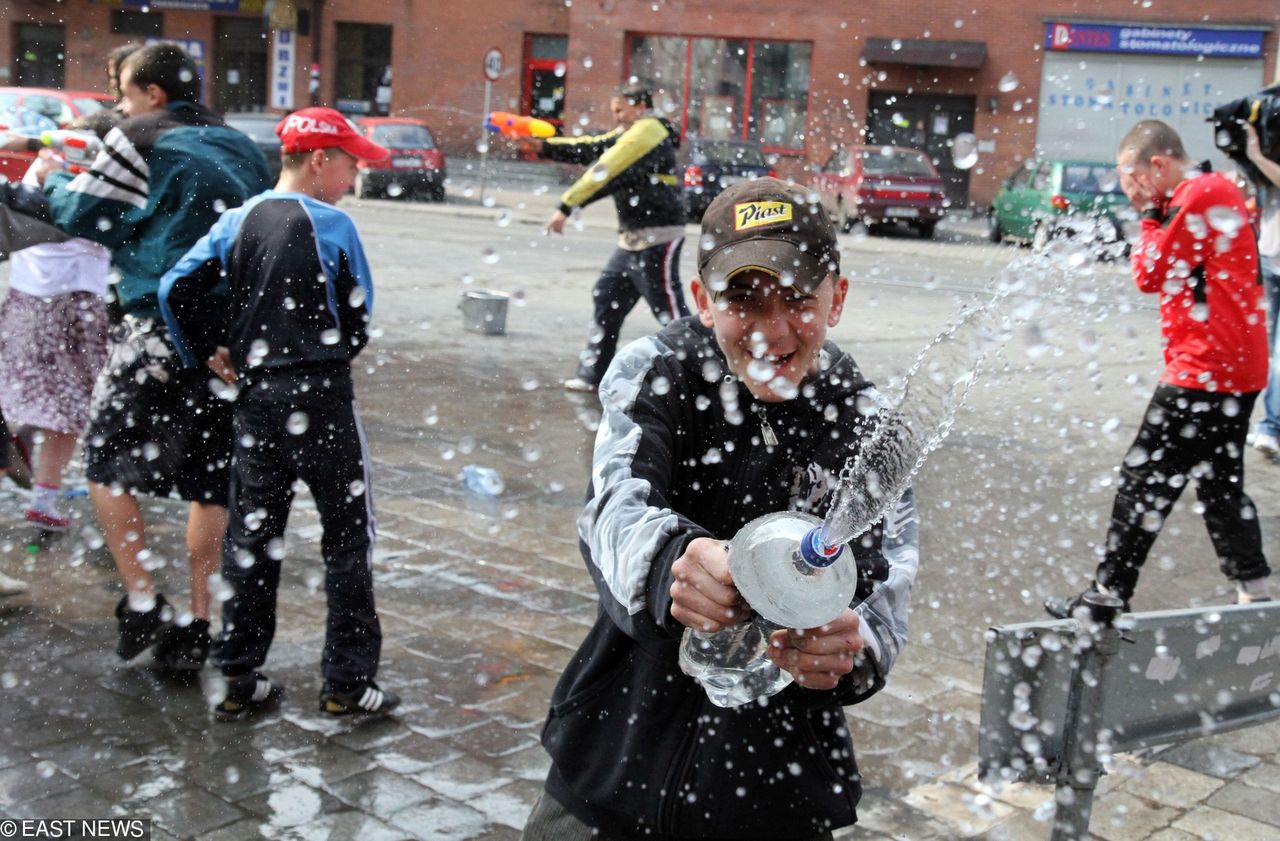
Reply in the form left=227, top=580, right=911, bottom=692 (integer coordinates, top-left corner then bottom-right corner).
left=115, top=594, right=173, bottom=660
left=318, top=681, right=401, bottom=717
left=1044, top=589, right=1130, bottom=621
left=153, top=619, right=211, bottom=670
left=214, top=672, right=284, bottom=722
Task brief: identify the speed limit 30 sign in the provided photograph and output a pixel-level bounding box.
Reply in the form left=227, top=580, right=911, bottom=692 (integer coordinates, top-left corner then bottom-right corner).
left=483, top=48, right=504, bottom=82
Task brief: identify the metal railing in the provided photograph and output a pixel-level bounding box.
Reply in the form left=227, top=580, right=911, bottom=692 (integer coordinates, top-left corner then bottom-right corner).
left=978, top=598, right=1280, bottom=840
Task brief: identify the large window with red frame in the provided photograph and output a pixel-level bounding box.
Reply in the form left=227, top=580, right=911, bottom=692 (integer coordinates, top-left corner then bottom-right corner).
left=626, top=34, right=811, bottom=154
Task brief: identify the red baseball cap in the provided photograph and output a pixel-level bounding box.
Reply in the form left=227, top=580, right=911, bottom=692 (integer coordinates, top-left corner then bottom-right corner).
left=275, top=107, right=389, bottom=161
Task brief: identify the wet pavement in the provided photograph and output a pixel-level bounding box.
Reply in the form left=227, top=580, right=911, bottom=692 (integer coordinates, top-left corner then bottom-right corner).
left=0, top=182, right=1278, bottom=840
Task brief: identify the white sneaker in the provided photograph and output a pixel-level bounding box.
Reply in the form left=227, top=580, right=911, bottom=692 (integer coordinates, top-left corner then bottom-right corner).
left=0, top=571, right=28, bottom=597
left=1238, top=576, right=1272, bottom=604
left=562, top=377, right=597, bottom=393
left=1253, top=432, right=1280, bottom=458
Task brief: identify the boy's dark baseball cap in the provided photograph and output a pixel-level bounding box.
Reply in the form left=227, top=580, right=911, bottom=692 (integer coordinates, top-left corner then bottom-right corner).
left=276, top=107, right=389, bottom=161
left=697, top=177, right=839, bottom=293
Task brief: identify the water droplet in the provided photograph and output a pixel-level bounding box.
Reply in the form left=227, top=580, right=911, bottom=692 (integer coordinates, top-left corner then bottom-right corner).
left=583, top=55, right=593, bottom=69
left=747, top=359, right=776, bottom=382
left=890, top=39, right=903, bottom=51
left=319, top=328, right=341, bottom=345
left=348, top=479, right=365, bottom=496
left=247, top=339, right=269, bottom=368
left=0, top=672, right=17, bottom=689
left=348, top=286, right=367, bottom=307
left=286, top=412, right=310, bottom=434
left=481, top=247, right=501, bottom=264
left=952, top=132, right=978, bottom=170
left=998, top=72, right=1019, bottom=93
left=386, top=182, right=405, bottom=198
left=520, top=374, right=539, bottom=391
left=1205, top=206, right=1244, bottom=236
left=423, top=405, right=439, bottom=426
left=495, top=209, right=512, bottom=227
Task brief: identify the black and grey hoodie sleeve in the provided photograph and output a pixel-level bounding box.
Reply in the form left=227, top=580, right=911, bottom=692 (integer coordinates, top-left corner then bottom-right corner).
left=576, top=334, right=712, bottom=641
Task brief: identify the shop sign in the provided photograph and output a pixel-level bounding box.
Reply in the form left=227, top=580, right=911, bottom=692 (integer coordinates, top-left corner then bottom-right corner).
left=1045, top=22, right=1263, bottom=58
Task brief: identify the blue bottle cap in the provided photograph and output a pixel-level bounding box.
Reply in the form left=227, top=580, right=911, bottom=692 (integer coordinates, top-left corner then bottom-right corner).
left=800, top=527, right=844, bottom=568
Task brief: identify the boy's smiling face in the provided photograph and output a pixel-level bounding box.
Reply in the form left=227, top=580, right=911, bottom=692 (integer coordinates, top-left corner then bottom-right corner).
left=692, top=268, right=848, bottom=403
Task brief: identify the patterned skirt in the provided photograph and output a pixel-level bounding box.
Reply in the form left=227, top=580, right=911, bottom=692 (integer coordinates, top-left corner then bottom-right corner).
left=0, top=289, right=109, bottom=434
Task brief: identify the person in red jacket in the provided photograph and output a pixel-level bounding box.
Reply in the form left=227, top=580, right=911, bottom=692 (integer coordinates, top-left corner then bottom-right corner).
left=1047, top=120, right=1272, bottom=619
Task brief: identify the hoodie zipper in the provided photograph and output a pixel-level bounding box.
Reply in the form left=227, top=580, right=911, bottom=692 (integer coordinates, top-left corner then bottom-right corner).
left=753, top=403, right=779, bottom=446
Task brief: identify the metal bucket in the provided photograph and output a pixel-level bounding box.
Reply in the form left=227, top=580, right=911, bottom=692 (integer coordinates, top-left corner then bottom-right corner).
left=459, top=289, right=510, bottom=335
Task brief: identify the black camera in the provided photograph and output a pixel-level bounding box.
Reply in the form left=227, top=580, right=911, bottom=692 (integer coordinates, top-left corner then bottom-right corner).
left=1211, top=84, right=1280, bottom=185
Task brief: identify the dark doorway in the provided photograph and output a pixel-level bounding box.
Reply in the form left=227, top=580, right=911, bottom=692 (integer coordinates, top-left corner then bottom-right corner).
left=214, top=17, right=268, bottom=113
left=523, top=34, right=567, bottom=129
left=867, top=91, right=976, bottom=209
left=15, top=24, right=65, bottom=87
left=334, top=23, right=393, bottom=116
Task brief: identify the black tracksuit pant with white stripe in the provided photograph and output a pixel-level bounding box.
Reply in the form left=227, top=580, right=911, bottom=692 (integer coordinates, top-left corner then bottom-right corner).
left=576, top=238, right=688, bottom=386
left=212, top=387, right=381, bottom=688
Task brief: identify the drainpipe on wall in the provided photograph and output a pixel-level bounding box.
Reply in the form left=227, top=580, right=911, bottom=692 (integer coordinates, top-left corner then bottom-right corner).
left=311, top=0, right=326, bottom=106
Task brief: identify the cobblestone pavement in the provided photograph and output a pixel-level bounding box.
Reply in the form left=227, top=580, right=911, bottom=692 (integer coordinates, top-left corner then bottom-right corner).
left=0, top=185, right=1278, bottom=840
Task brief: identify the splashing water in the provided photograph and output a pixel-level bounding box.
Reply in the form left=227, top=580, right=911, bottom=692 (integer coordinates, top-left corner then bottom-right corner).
left=819, top=278, right=1023, bottom=549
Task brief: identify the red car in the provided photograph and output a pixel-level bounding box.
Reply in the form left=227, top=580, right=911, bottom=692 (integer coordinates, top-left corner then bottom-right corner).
left=811, top=144, right=947, bottom=238
left=352, top=117, right=446, bottom=202
left=0, top=87, right=117, bottom=182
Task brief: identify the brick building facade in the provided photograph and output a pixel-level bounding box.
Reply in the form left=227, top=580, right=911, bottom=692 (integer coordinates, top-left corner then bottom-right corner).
left=2, top=0, right=1276, bottom=206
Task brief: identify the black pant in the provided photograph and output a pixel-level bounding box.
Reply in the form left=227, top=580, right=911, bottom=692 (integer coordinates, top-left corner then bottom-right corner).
left=576, top=238, right=688, bottom=385
left=211, top=395, right=381, bottom=686
left=1096, top=383, right=1270, bottom=602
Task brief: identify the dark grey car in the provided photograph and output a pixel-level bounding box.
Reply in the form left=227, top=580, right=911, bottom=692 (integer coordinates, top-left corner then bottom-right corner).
left=224, top=112, right=283, bottom=183
left=680, top=138, right=774, bottom=222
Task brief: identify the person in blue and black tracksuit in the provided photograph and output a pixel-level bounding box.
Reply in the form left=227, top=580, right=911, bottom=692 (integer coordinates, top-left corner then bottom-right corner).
left=159, top=107, right=401, bottom=720
left=521, top=179, right=919, bottom=841
left=29, top=42, right=272, bottom=670
left=537, top=82, right=689, bottom=392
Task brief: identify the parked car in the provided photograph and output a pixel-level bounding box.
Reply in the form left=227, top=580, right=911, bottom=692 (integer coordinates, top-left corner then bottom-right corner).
left=0, top=87, right=115, bottom=128
left=0, top=87, right=116, bottom=182
left=680, top=137, right=775, bottom=222
left=352, top=117, right=445, bottom=201
left=811, top=144, right=947, bottom=238
left=988, top=158, right=1134, bottom=256
left=223, top=112, right=283, bottom=182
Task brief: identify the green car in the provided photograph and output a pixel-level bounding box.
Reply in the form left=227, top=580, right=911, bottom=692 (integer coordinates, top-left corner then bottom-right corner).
left=988, top=158, right=1135, bottom=256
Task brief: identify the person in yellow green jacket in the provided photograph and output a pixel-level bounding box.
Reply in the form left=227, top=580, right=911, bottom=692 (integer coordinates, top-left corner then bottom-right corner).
left=537, top=83, right=689, bottom=392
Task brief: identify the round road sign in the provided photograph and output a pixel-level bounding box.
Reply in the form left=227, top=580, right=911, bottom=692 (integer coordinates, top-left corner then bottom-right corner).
left=483, top=48, right=504, bottom=82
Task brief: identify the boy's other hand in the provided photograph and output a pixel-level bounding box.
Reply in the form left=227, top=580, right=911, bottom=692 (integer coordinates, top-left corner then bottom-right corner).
left=670, top=537, right=747, bottom=633
left=207, top=347, right=236, bottom=384
left=766, top=609, right=865, bottom=690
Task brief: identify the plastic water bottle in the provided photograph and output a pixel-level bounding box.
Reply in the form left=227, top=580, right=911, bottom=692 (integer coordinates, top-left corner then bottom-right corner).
left=679, top=620, right=790, bottom=708
left=461, top=464, right=504, bottom=497
left=678, top=511, right=858, bottom=708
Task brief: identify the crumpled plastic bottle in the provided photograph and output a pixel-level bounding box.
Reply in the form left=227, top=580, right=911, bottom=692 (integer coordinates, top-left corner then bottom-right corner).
left=461, top=464, right=504, bottom=497
left=678, top=511, right=857, bottom=708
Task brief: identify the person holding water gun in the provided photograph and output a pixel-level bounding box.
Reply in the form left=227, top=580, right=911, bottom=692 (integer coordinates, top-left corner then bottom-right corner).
left=492, top=83, right=689, bottom=393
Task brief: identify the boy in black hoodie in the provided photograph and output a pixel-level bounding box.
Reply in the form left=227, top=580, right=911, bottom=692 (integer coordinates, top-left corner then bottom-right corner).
left=522, top=179, right=919, bottom=841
